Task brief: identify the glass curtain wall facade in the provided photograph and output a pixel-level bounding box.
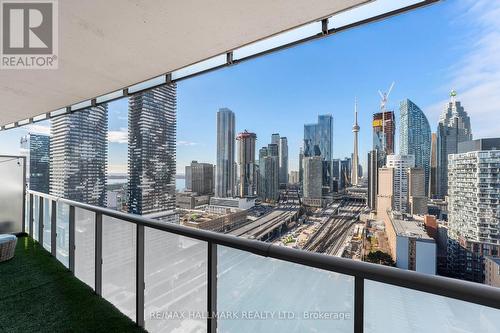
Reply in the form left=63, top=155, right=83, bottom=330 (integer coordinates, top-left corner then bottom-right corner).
left=399, top=99, right=431, bottom=196
left=21, top=133, right=50, bottom=193
left=216, top=108, right=236, bottom=198
left=128, top=84, right=177, bottom=215
left=50, top=106, right=108, bottom=206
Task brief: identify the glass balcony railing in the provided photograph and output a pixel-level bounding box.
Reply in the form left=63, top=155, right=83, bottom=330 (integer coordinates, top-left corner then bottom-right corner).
left=23, top=190, right=500, bottom=332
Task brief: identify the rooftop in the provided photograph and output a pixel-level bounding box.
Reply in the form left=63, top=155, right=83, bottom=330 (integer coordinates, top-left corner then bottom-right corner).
left=390, top=212, right=434, bottom=241
left=0, top=236, right=145, bottom=333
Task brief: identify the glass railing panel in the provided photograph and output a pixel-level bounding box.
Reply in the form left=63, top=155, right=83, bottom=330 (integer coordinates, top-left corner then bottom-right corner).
left=25, top=193, right=29, bottom=235
left=102, top=215, right=136, bottom=320
left=144, top=227, right=207, bottom=333
left=42, top=198, right=51, bottom=251
left=55, top=202, right=70, bottom=267
left=74, top=207, right=95, bottom=289
left=364, top=279, right=500, bottom=332
left=217, top=246, right=354, bottom=332
left=33, top=196, right=40, bottom=241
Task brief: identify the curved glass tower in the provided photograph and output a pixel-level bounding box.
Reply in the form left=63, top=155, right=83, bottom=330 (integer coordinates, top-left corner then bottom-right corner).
left=399, top=99, right=431, bottom=196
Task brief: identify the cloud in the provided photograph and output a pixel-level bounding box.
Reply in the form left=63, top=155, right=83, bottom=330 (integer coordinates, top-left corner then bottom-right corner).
left=177, top=140, right=198, bottom=146
left=108, top=164, right=127, bottom=174
left=25, top=124, right=51, bottom=136
left=426, top=0, right=500, bottom=138
left=108, top=128, right=128, bottom=144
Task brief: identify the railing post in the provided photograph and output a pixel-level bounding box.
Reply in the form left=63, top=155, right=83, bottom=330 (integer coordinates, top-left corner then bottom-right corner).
left=51, top=200, right=57, bottom=256
left=38, top=196, right=44, bottom=244
left=69, top=205, right=75, bottom=274
left=28, top=194, right=33, bottom=238
left=136, top=224, right=145, bottom=328
left=207, top=242, right=217, bottom=333
left=95, top=213, right=103, bottom=295
left=354, top=276, right=364, bottom=333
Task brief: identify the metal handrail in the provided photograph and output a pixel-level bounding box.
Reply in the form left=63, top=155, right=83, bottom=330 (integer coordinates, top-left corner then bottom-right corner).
left=28, top=190, right=500, bottom=311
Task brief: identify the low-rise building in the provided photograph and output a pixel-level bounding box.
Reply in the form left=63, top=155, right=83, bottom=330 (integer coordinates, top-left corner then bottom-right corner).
left=182, top=210, right=247, bottom=232
left=207, top=196, right=255, bottom=214
left=386, top=211, right=436, bottom=275
left=176, top=192, right=211, bottom=209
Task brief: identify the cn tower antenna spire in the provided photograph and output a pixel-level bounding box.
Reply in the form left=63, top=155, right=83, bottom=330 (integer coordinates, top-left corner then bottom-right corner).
left=352, top=97, right=360, bottom=186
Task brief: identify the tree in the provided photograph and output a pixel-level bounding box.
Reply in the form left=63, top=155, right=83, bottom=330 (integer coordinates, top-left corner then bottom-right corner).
left=366, top=251, right=395, bottom=267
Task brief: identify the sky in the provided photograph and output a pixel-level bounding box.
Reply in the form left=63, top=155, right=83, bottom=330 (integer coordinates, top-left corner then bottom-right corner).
left=1, top=0, right=499, bottom=175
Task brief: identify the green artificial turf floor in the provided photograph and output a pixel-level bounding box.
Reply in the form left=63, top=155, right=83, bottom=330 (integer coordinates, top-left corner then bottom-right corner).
left=0, top=236, right=146, bottom=333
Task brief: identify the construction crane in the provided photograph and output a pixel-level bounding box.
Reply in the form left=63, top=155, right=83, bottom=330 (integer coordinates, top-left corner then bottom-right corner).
left=378, top=81, right=395, bottom=154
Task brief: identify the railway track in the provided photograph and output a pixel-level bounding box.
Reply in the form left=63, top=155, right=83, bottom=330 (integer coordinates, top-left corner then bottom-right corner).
left=303, top=201, right=363, bottom=255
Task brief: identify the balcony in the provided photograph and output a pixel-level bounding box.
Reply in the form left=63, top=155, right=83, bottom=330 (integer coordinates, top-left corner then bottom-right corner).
left=0, top=189, right=499, bottom=332
left=0, top=236, right=145, bottom=332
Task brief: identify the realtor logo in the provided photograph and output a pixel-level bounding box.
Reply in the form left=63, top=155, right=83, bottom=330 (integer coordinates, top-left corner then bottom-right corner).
left=1, top=0, right=58, bottom=69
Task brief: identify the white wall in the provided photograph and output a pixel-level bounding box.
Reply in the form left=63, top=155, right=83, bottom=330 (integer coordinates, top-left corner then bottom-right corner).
left=416, top=241, right=436, bottom=275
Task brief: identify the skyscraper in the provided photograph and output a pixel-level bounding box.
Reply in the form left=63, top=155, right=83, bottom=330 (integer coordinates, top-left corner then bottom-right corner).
left=386, top=154, right=415, bottom=213
left=279, top=136, right=288, bottom=186
left=367, top=150, right=378, bottom=210
left=373, top=111, right=395, bottom=155
left=50, top=106, right=108, bottom=206
left=430, top=133, right=438, bottom=198
left=352, top=101, right=360, bottom=186
left=215, top=108, right=236, bottom=198
left=271, top=133, right=280, bottom=145
left=303, top=114, right=333, bottom=192
left=447, top=138, right=500, bottom=282
left=236, top=130, right=257, bottom=197
left=399, top=99, right=431, bottom=196
left=20, top=133, right=50, bottom=193
left=185, top=161, right=214, bottom=195
left=371, top=111, right=395, bottom=209
left=128, top=84, right=177, bottom=215
left=436, top=91, right=473, bottom=198
left=258, top=146, right=279, bottom=202
left=303, top=156, right=322, bottom=200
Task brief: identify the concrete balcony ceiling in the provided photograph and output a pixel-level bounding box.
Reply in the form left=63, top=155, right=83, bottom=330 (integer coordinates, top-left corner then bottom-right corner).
left=0, top=0, right=369, bottom=126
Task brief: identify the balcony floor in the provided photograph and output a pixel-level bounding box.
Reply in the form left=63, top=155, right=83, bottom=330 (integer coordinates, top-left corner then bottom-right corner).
left=0, top=236, right=145, bottom=333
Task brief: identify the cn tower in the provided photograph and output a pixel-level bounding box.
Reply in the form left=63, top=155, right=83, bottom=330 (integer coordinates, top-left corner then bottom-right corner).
left=352, top=99, right=360, bottom=186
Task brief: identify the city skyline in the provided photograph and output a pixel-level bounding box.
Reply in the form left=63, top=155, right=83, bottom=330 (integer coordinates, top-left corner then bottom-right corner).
left=0, top=1, right=498, bottom=177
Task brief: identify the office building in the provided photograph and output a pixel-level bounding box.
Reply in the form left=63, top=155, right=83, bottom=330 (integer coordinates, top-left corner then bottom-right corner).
left=304, top=114, right=333, bottom=192
left=20, top=133, right=50, bottom=193
left=332, top=159, right=340, bottom=192
left=271, top=133, right=280, bottom=145
left=408, top=168, right=427, bottom=215
left=386, top=154, right=415, bottom=213
left=215, top=108, right=236, bottom=198
left=289, top=171, right=299, bottom=184
left=373, top=111, right=395, bottom=156
left=485, top=257, right=500, bottom=288
left=50, top=106, right=108, bottom=206
left=258, top=145, right=279, bottom=202
left=430, top=133, right=438, bottom=197
left=367, top=150, right=378, bottom=210
left=447, top=138, right=500, bottom=282
left=279, top=137, right=288, bottom=186
left=376, top=167, right=394, bottom=225
left=299, top=147, right=304, bottom=184
left=303, top=156, right=322, bottom=199
left=399, top=99, right=431, bottom=196
left=339, top=158, right=351, bottom=190
left=236, top=131, right=257, bottom=197
left=436, top=91, right=472, bottom=198
left=128, top=84, right=177, bottom=215
left=185, top=161, right=214, bottom=195
left=386, top=211, right=436, bottom=275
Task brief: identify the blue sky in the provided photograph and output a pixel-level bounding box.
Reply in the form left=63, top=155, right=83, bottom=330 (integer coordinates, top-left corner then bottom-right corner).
left=1, top=0, right=499, bottom=175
